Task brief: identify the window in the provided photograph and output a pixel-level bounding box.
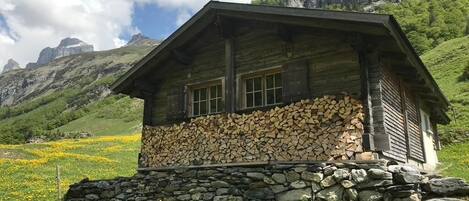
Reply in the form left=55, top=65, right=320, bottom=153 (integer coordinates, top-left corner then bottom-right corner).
left=192, top=84, right=222, bottom=116
left=244, top=72, right=282, bottom=108
left=421, top=112, right=433, bottom=135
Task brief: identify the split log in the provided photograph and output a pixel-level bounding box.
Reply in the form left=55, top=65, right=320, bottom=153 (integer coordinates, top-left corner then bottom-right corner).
left=141, top=95, right=365, bottom=167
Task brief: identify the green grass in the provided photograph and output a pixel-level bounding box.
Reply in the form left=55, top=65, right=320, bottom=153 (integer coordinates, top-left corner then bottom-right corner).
left=56, top=96, right=143, bottom=136
left=0, top=45, right=151, bottom=144
left=438, top=142, right=469, bottom=181
left=57, top=115, right=141, bottom=136
left=0, top=134, right=140, bottom=201
left=422, top=36, right=469, bottom=144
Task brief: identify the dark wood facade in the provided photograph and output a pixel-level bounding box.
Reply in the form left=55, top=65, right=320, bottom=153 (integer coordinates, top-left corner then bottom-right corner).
left=112, top=2, right=449, bottom=165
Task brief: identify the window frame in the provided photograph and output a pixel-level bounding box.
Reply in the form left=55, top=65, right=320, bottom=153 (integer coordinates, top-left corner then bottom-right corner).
left=187, top=78, right=224, bottom=117
left=240, top=67, right=283, bottom=109
left=420, top=110, right=434, bottom=135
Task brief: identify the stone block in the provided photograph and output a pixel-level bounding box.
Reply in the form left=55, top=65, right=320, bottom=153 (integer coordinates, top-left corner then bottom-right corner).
left=276, top=188, right=312, bottom=201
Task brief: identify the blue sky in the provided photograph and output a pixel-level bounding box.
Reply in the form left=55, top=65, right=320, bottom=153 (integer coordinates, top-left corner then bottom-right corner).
left=129, top=4, right=179, bottom=41
left=0, top=0, right=251, bottom=71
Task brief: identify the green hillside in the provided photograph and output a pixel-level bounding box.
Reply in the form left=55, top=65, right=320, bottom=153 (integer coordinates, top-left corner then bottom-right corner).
left=0, top=46, right=150, bottom=144
left=422, top=36, right=469, bottom=144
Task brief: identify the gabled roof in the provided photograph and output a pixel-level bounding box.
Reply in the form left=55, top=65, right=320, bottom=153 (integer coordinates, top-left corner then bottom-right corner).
left=111, top=1, right=449, bottom=121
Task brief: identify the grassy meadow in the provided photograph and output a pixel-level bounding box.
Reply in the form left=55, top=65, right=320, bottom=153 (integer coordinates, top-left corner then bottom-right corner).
left=0, top=131, right=467, bottom=200
left=437, top=142, right=469, bottom=181
left=0, top=134, right=141, bottom=201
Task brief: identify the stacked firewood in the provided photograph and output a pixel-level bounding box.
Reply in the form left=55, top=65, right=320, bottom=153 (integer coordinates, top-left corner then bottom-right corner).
left=141, top=96, right=364, bottom=167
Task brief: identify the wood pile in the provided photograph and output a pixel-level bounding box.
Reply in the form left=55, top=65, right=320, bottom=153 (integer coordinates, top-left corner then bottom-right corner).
left=141, top=96, right=364, bottom=167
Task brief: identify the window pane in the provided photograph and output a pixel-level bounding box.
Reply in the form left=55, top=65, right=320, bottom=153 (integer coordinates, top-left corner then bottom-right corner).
left=193, top=89, right=199, bottom=101
left=246, top=93, right=253, bottom=108
left=246, top=79, right=253, bottom=92
left=193, top=102, right=199, bottom=116
left=200, top=100, right=207, bottom=114
left=210, top=99, right=217, bottom=113
left=200, top=88, right=207, bottom=100
left=217, top=99, right=223, bottom=112
left=210, top=86, right=217, bottom=99
left=275, top=73, right=282, bottom=87
left=254, top=91, right=263, bottom=106
left=266, top=89, right=275, bottom=105
left=254, top=77, right=262, bottom=91
left=217, top=85, right=222, bottom=98
left=275, top=88, right=283, bottom=103
left=266, top=75, right=274, bottom=89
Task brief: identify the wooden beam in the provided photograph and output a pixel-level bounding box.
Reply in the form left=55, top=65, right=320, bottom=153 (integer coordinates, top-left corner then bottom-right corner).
left=142, top=91, right=154, bottom=126
left=218, top=11, right=388, bottom=36
left=216, top=16, right=234, bottom=38
left=355, top=34, right=375, bottom=151
left=171, top=49, right=192, bottom=65
left=224, top=37, right=236, bottom=113
left=277, top=24, right=293, bottom=42
left=134, top=80, right=156, bottom=94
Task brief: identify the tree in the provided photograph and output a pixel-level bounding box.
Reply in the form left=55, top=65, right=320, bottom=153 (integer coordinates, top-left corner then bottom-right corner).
left=379, top=0, right=469, bottom=54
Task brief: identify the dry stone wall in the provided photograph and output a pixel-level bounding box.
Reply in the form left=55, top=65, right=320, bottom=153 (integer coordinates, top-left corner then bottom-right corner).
left=142, top=96, right=365, bottom=167
left=65, top=161, right=469, bottom=201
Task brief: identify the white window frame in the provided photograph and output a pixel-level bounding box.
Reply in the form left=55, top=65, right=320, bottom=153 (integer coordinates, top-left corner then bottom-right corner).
left=241, top=68, right=283, bottom=109
left=187, top=79, right=224, bottom=117
left=421, top=111, right=433, bottom=135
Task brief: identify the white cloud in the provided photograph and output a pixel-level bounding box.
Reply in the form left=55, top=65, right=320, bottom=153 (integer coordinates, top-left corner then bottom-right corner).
left=0, top=0, right=137, bottom=70
left=176, top=9, right=192, bottom=26
left=0, top=0, right=251, bottom=71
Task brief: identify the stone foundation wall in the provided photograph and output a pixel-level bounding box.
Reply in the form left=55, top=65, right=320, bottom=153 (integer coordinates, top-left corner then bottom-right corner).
left=65, top=161, right=469, bottom=201
left=142, top=96, right=365, bottom=167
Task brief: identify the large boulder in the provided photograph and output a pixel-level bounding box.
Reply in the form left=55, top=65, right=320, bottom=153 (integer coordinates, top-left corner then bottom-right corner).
left=358, top=190, right=383, bottom=201
left=317, top=185, right=345, bottom=201
left=276, top=188, right=312, bottom=201
left=423, top=178, right=469, bottom=197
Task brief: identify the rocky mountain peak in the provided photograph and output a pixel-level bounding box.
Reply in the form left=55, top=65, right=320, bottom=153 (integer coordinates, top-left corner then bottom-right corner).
left=58, top=37, right=87, bottom=47
left=26, top=37, right=94, bottom=69
left=2, top=58, right=21, bottom=73
left=126, top=33, right=159, bottom=47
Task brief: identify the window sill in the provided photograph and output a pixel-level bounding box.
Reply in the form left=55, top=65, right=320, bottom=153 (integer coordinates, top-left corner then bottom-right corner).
left=237, top=104, right=285, bottom=114
left=188, top=112, right=224, bottom=118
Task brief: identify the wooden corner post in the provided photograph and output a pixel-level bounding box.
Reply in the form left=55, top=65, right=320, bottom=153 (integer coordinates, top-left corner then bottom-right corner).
left=352, top=34, right=376, bottom=151
left=219, top=17, right=236, bottom=113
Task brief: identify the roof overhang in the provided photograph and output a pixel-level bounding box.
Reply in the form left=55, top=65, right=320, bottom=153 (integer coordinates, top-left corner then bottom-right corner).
left=110, top=1, right=450, bottom=123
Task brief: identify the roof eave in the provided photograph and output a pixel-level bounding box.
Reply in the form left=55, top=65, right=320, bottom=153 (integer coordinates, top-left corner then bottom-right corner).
left=110, top=3, right=217, bottom=94
left=385, top=16, right=450, bottom=109
left=111, top=2, right=450, bottom=114
left=111, top=2, right=391, bottom=94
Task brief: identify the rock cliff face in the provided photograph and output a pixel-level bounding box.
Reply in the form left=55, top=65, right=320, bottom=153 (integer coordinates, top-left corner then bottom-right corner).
left=126, top=33, right=160, bottom=47
left=2, top=59, right=21, bottom=73
left=0, top=45, right=154, bottom=106
left=26, top=37, right=94, bottom=69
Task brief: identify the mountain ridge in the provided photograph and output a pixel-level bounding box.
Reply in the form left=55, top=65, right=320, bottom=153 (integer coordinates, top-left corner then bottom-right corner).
left=2, top=59, right=21, bottom=73
left=0, top=38, right=158, bottom=143
left=25, top=37, right=94, bottom=69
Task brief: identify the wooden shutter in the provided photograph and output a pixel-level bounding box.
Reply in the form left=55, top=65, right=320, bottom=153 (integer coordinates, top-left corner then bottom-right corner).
left=282, top=60, right=310, bottom=103
left=382, top=69, right=407, bottom=162
left=403, top=88, right=425, bottom=161
left=166, top=86, right=186, bottom=121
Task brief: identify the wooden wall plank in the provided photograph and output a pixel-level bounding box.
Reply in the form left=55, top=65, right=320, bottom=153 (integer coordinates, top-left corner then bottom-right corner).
left=150, top=23, right=361, bottom=125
